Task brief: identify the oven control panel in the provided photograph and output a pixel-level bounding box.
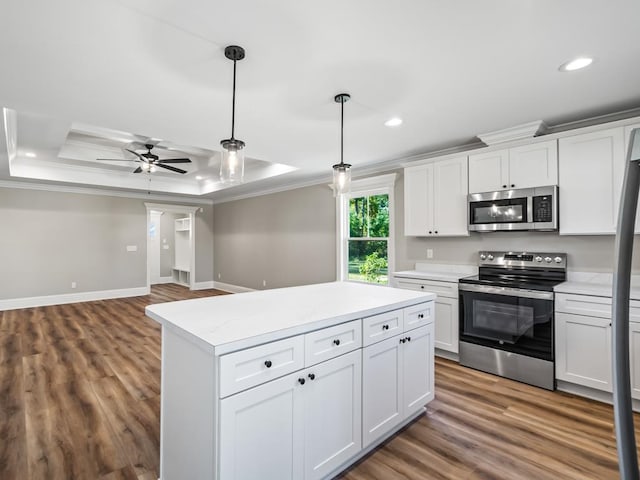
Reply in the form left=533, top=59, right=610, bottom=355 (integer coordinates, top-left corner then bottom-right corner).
left=478, top=251, right=566, bottom=269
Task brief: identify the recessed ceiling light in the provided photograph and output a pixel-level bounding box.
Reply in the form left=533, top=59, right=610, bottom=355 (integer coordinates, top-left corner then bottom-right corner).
left=25, top=152, right=37, bottom=158
left=196, top=175, right=203, bottom=180
left=384, top=117, right=403, bottom=127
left=559, top=57, right=594, bottom=72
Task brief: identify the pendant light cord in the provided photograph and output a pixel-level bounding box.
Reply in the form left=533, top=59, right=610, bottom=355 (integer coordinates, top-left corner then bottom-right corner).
left=340, top=97, right=344, bottom=166
left=231, top=59, right=237, bottom=140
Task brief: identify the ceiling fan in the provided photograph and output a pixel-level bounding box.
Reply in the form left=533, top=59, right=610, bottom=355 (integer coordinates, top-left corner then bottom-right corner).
left=96, top=144, right=192, bottom=174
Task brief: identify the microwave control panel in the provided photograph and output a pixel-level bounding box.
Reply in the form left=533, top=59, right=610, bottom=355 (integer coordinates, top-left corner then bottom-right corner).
left=533, top=195, right=553, bottom=222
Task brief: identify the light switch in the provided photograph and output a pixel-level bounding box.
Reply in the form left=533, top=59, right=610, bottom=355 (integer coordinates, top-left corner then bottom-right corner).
left=126, top=245, right=138, bottom=252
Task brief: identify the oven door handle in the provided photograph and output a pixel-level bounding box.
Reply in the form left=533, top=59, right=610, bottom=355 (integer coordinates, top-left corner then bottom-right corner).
left=458, top=283, right=554, bottom=300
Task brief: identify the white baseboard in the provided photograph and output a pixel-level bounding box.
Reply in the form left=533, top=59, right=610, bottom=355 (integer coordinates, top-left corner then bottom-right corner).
left=154, top=276, right=174, bottom=284
left=192, top=281, right=215, bottom=290
left=0, top=286, right=150, bottom=311
left=212, top=281, right=256, bottom=294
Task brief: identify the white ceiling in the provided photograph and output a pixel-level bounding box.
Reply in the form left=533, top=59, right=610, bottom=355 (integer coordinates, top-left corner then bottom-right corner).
left=1, top=0, right=640, bottom=202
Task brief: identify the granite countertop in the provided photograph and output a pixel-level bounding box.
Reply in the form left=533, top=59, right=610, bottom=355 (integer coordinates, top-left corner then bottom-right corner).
left=393, top=262, right=478, bottom=283
left=145, top=281, right=435, bottom=355
left=554, top=272, right=640, bottom=300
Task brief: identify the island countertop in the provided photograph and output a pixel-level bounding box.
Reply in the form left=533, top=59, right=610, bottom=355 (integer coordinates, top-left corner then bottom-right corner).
left=146, top=281, right=436, bottom=354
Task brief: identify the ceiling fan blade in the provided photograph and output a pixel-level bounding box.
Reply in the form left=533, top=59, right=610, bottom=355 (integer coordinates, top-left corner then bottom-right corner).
left=133, top=166, right=143, bottom=174
left=125, top=148, right=146, bottom=161
left=156, top=163, right=187, bottom=174
left=158, top=158, right=191, bottom=164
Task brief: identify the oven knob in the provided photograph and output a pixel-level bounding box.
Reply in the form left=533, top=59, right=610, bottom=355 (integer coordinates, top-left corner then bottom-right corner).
left=480, top=254, right=486, bottom=260
left=544, top=257, right=552, bottom=263
left=535, top=256, right=543, bottom=262
left=487, top=254, right=494, bottom=261
left=554, top=256, right=563, bottom=264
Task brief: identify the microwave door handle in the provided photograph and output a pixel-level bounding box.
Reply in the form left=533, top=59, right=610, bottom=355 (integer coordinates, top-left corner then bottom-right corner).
left=612, top=127, right=640, bottom=480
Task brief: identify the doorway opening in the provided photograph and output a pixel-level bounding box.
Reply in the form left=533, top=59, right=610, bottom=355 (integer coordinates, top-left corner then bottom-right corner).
left=144, top=203, right=199, bottom=290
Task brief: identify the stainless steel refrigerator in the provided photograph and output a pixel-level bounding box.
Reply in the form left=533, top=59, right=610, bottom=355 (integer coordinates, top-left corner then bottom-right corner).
left=613, top=127, right=640, bottom=479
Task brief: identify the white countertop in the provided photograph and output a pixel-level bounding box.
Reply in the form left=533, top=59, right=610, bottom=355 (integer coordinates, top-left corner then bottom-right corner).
left=146, top=281, right=436, bottom=354
left=394, top=262, right=477, bottom=283
left=554, top=272, right=640, bottom=300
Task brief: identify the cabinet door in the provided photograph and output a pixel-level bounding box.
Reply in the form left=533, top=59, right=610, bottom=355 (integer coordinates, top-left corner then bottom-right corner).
left=433, top=156, right=469, bottom=236
left=624, top=124, right=640, bottom=233
left=219, top=372, right=304, bottom=480
left=435, top=296, right=459, bottom=353
left=555, top=312, right=612, bottom=391
left=402, top=324, right=435, bottom=417
left=468, top=149, right=508, bottom=193
left=508, top=140, right=558, bottom=189
left=362, top=335, right=403, bottom=447
left=559, top=128, right=625, bottom=235
left=404, top=165, right=433, bottom=235
left=630, top=322, right=640, bottom=400
left=304, top=350, right=362, bottom=480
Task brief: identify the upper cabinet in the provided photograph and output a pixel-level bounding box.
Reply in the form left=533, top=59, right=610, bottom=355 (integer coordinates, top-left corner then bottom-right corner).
left=558, top=125, right=640, bottom=235
left=404, top=156, right=468, bottom=237
left=468, top=140, right=558, bottom=193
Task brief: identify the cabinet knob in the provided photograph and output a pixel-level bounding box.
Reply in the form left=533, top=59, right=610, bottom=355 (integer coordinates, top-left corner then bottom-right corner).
left=264, top=360, right=272, bottom=368
left=418, top=314, right=424, bottom=319
left=333, top=339, right=341, bottom=346
left=428, top=231, right=432, bottom=234
left=308, top=373, right=315, bottom=380
left=434, top=231, right=438, bottom=234
left=382, top=324, right=389, bottom=331
left=298, top=378, right=306, bottom=385
left=502, top=185, right=507, bottom=188
left=400, top=338, right=406, bottom=344
left=511, top=184, right=515, bottom=188
left=406, top=336, right=411, bottom=342
left=420, top=285, right=424, bottom=289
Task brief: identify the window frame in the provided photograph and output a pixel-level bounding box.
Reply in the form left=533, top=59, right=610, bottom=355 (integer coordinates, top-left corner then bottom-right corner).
left=336, top=173, right=396, bottom=283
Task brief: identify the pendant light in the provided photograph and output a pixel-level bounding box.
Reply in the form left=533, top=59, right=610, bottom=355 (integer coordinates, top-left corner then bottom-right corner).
left=332, top=93, right=352, bottom=196
left=220, top=45, right=246, bottom=184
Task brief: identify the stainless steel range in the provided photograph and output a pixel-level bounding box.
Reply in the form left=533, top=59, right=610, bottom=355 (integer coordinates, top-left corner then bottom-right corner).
left=458, top=251, right=567, bottom=390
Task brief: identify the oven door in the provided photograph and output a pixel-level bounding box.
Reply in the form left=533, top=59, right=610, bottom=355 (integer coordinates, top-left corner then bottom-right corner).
left=459, top=284, right=554, bottom=361
left=468, top=192, right=531, bottom=231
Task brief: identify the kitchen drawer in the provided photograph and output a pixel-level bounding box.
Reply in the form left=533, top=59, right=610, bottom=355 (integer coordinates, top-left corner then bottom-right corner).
left=363, top=309, right=403, bottom=347
left=304, top=319, right=362, bottom=367
left=555, top=293, right=640, bottom=322
left=219, top=336, right=305, bottom=398
left=396, top=279, right=458, bottom=299
left=404, top=302, right=434, bottom=332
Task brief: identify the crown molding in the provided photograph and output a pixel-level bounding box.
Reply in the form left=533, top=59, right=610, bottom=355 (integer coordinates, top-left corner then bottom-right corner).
left=0, top=179, right=214, bottom=205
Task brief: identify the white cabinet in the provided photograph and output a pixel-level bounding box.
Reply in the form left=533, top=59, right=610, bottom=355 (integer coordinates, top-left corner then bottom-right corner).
left=631, top=322, right=640, bottom=400
left=396, top=277, right=459, bottom=354
left=404, top=156, right=468, bottom=236
left=173, top=216, right=191, bottom=286
left=468, top=140, right=558, bottom=193
left=220, top=350, right=362, bottom=480
left=559, top=128, right=625, bottom=235
left=362, top=322, right=434, bottom=448
left=555, top=312, right=612, bottom=391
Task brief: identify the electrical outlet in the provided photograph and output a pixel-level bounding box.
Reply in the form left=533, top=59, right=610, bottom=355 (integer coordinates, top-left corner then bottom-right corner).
left=427, top=249, right=434, bottom=259
left=71, top=282, right=77, bottom=289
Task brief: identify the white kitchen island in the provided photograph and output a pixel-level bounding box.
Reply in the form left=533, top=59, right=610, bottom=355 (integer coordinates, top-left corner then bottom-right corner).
left=146, top=282, right=436, bottom=480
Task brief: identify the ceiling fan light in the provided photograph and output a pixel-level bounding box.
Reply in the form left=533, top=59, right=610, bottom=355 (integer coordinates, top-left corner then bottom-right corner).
left=141, top=162, right=150, bottom=171
left=149, top=165, right=157, bottom=173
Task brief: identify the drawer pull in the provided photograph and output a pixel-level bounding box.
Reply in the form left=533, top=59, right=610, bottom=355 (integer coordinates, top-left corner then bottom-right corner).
left=298, top=377, right=306, bottom=385
left=308, top=373, right=315, bottom=380
left=406, top=336, right=411, bottom=342
left=382, top=325, right=389, bottom=331
left=418, top=314, right=424, bottom=319
left=264, top=360, right=272, bottom=368
left=400, top=338, right=406, bottom=344
left=333, top=339, right=341, bottom=346
left=420, top=286, right=424, bottom=289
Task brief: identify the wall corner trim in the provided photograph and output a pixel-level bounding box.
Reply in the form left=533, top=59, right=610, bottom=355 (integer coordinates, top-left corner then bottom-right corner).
left=0, top=286, right=150, bottom=311
left=212, top=281, right=256, bottom=294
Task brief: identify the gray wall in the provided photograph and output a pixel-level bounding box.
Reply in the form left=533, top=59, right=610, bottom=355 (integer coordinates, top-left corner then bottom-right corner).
left=0, top=186, right=214, bottom=300
left=213, top=184, right=336, bottom=290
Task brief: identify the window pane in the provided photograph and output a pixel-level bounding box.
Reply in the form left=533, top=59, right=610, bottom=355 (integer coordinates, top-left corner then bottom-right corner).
left=349, top=196, right=366, bottom=237
left=348, top=240, right=388, bottom=284
left=368, top=194, right=389, bottom=237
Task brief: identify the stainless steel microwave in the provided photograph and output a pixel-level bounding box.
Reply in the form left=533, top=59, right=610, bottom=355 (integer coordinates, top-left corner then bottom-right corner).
left=468, top=185, right=558, bottom=232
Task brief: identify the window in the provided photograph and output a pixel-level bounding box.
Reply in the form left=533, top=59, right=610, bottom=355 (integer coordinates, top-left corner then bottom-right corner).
left=337, top=174, right=396, bottom=285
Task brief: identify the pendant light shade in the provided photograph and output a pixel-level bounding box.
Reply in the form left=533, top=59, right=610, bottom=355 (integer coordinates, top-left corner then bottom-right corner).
left=332, top=93, right=352, bottom=196
left=220, top=45, right=246, bottom=185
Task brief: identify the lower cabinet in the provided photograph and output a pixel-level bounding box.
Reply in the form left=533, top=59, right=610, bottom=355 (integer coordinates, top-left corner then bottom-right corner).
left=219, top=350, right=362, bottom=480
left=630, top=322, right=640, bottom=400
left=555, top=312, right=612, bottom=392
left=362, top=323, right=434, bottom=447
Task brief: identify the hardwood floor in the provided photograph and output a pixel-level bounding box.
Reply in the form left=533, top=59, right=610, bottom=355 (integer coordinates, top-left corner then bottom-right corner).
left=0, top=284, right=638, bottom=479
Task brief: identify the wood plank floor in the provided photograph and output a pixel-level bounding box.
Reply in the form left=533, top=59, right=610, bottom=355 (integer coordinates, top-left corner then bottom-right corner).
left=1, top=284, right=639, bottom=479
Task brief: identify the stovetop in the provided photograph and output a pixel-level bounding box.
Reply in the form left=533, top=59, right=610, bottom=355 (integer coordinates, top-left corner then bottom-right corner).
left=459, top=251, right=567, bottom=292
